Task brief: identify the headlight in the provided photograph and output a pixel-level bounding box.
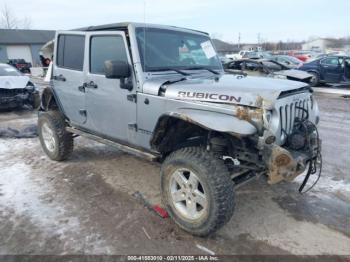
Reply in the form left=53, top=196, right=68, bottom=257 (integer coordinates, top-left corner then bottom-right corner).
left=263, top=110, right=272, bottom=127
left=25, top=81, right=35, bottom=91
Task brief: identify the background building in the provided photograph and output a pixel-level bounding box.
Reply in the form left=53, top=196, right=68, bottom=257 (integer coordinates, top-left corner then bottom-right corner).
left=302, top=37, right=350, bottom=52
left=0, top=29, right=55, bottom=66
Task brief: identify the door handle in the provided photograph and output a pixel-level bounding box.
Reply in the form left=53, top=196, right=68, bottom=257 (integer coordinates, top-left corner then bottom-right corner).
left=53, top=74, right=66, bottom=81
left=84, top=81, right=98, bottom=89
left=78, top=84, right=85, bottom=92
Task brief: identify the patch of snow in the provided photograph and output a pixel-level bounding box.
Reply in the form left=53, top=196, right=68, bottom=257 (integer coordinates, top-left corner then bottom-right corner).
left=294, top=171, right=350, bottom=197
left=0, top=142, right=9, bottom=154
left=0, top=138, right=114, bottom=254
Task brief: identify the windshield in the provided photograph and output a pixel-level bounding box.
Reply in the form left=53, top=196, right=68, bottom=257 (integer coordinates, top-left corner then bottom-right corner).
left=282, top=56, right=302, bottom=64
left=136, top=27, right=222, bottom=72
left=0, top=64, right=22, bottom=76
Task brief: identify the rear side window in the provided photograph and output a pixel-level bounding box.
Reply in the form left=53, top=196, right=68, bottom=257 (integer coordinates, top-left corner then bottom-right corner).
left=57, top=34, right=85, bottom=71
left=90, top=35, right=128, bottom=74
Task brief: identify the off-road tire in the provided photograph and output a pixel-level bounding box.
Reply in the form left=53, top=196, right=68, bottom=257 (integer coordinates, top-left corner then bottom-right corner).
left=161, top=147, right=235, bottom=236
left=38, top=111, right=73, bottom=161
left=308, top=71, right=320, bottom=87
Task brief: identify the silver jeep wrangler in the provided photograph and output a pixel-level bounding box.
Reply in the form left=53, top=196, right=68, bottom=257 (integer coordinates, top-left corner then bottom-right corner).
left=38, top=22, right=321, bottom=236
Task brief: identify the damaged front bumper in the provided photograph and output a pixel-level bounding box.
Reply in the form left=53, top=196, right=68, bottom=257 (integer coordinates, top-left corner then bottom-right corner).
left=263, top=140, right=321, bottom=184
left=0, top=89, right=38, bottom=109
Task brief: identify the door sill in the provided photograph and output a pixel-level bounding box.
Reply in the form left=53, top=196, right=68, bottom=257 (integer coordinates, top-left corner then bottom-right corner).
left=66, top=126, right=160, bottom=162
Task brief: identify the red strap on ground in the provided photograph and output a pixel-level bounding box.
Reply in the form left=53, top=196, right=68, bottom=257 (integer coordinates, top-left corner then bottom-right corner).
left=152, top=205, right=169, bottom=218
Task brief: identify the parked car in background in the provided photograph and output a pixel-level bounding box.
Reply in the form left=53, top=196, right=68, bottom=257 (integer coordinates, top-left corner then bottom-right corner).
left=242, top=51, right=272, bottom=59
left=288, top=51, right=313, bottom=62
left=299, top=55, right=350, bottom=86
left=311, top=51, right=349, bottom=61
left=0, top=63, right=40, bottom=110
left=7, top=59, right=32, bottom=74
left=225, top=50, right=251, bottom=60
left=223, top=58, right=313, bottom=83
left=272, top=55, right=304, bottom=68
left=219, top=55, right=233, bottom=64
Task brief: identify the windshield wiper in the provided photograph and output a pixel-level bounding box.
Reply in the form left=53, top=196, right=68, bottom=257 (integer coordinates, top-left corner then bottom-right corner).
left=185, top=67, right=220, bottom=75
left=148, top=68, right=190, bottom=76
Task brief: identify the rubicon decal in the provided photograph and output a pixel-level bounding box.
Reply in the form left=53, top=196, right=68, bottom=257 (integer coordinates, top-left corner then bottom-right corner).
left=178, top=91, right=241, bottom=103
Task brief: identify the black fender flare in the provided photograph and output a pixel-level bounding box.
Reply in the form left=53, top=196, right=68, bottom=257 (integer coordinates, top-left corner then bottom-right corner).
left=40, top=86, right=67, bottom=119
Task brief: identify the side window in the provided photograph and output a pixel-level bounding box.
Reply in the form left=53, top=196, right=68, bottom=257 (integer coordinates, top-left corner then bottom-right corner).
left=245, top=62, right=261, bottom=71
left=262, top=61, right=282, bottom=71
left=57, top=34, right=85, bottom=71
left=90, top=35, right=128, bottom=75
left=321, top=57, right=339, bottom=66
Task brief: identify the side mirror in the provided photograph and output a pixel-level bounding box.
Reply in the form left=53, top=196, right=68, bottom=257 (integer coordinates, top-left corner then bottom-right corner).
left=104, top=60, right=131, bottom=79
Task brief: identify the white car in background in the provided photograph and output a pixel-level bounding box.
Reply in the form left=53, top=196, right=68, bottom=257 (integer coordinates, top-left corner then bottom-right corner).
left=0, top=63, right=40, bottom=110
left=226, top=50, right=253, bottom=60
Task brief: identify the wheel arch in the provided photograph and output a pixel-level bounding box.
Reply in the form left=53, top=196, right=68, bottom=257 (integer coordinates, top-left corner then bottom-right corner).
left=40, top=87, right=67, bottom=118
left=307, top=69, right=321, bottom=78
left=150, top=109, right=257, bottom=154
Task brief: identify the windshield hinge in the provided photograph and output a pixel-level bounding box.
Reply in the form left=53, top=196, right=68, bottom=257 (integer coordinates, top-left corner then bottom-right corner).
left=127, top=94, right=137, bottom=103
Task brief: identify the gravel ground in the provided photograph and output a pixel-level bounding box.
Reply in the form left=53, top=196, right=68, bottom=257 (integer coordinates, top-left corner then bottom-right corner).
left=0, top=89, right=349, bottom=255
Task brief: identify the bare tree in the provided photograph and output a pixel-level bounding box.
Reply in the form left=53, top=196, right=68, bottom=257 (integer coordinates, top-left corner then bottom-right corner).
left=20, top=16, right=32, bottom=29
left=0, top=4, right=17, bottom=29
left=0, top=4, right=32, bottom=29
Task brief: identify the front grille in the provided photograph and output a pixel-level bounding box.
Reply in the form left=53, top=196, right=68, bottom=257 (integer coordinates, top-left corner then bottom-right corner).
left=279, top=98, right=311, bottom=137
left=0, top=88, right=27, bottom=97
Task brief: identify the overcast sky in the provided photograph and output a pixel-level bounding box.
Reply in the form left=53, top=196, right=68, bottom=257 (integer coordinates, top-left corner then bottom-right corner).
left=1, top=0, right=349, bottom=43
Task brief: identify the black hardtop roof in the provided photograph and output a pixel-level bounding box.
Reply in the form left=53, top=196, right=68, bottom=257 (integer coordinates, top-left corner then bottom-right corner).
left=75, top=22, right=208, bottom=35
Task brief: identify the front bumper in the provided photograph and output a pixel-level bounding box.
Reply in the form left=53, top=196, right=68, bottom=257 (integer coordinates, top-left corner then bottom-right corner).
left=0, top=89, right=38, bottom=109
left=263, top=138, right=321, bottom=184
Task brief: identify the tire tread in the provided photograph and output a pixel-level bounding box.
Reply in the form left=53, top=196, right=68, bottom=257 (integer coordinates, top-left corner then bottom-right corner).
left=38, top=111, right=73, bottom=161
left=161, top=146, right=234, bottom=236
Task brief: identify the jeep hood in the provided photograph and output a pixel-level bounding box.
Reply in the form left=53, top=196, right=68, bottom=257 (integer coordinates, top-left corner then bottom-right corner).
left=144, top=74, right=310, bottom=109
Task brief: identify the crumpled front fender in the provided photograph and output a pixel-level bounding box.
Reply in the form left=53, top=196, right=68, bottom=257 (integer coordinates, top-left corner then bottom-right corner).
left=161, top=108, right=257, bottom=136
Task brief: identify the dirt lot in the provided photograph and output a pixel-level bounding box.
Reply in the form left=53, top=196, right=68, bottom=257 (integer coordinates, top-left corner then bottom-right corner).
left=0, top=90, right=349, bottom=255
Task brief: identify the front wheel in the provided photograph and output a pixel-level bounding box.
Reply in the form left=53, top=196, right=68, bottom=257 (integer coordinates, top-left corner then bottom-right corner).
left=161, top=147, right=235, bottom=236
left=38, top=111, right=73, bottom=161
left=308, top=72, right=320, bottom=87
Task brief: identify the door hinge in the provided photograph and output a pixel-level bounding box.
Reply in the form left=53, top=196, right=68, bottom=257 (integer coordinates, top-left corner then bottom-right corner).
left=128, top=123, right=138, bottom=131
left=127, top=94, right=137, bottom=103
left=79, top=109, right=87, bottom=117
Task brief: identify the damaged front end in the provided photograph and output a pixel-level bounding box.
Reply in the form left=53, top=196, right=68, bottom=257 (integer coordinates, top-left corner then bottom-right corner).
left=217, top=87, right=322, bottom=191
left=257, top=89, right=322, bottom=191
left=262, top=120, right=321, bottom=185
left=0, top=87, right=39, bottom=109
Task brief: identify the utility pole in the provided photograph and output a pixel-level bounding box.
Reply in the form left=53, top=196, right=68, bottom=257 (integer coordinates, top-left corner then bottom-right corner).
left=238, top=32, right=241, bottom=49
left=257, top=33, right=261, bottom=51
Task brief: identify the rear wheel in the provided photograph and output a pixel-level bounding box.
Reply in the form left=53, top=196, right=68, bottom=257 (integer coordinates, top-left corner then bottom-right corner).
left=161, top=147, right=235, bottom=236
left=38, top=111, right=73, bottom=161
